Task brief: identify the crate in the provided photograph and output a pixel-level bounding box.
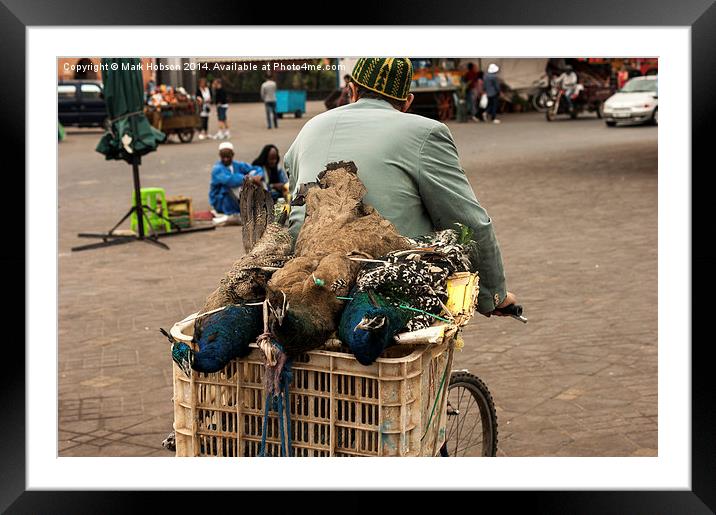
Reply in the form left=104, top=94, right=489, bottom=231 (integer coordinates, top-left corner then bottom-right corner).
left=171, top=272, right=477, bottom=457
left=167, top=196, right=192, bottom=216
left=166, top=196, right=193, bottom=229
left=172, top=337, right=454, bottom=457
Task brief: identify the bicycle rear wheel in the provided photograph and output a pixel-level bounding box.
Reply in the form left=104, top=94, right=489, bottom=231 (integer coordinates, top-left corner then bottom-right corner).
left=441, top=371, right=498, bottom=456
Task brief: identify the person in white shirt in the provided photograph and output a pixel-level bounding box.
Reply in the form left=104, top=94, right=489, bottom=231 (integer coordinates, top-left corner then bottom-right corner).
left=260, top=73, right=278, bottom=129
left=196, top=77, right=212, bottom=140
left=557, top=65, right=579, bottom=112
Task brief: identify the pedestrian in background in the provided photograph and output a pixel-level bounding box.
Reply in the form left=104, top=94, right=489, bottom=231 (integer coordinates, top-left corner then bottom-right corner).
left=212, top=78, right=230, bottom=140
left=617, top=65, right=630, bottom=89
left=145, top=79, right=156, bottom=104
left=336, top=74, right=352, bottom=107
left=474, top=70, right=486, bottom=122
left=260, top=73, right=278, bottom=129
left=485, top=63, right=501, bottom=124
left=196, top=77, right=212, bottom=140
left=462, top=62, right=479, bottom=121
left=252, top=144, right=288, bottom=201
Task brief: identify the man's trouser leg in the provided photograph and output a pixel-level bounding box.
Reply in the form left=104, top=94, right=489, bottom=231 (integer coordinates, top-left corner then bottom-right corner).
left=225, top=187, right=241, bottom=213
left=265, top=103, right=272, bottom=128
left=564, top=88, right=574, bottom=111
left=270, top=102, right=278, bottom=128
left=487, top=95, right=498, bottom=120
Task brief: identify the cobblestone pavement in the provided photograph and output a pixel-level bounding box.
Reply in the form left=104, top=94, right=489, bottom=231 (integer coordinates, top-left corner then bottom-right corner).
left=58, top=102, right=657, bottom=457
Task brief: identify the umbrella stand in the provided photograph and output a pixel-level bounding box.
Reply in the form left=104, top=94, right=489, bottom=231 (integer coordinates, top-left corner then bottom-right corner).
left=72, top=155, right=215, bottom=252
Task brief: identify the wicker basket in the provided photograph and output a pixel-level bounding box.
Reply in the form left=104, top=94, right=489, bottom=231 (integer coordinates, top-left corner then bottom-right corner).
left=171, top=272, right=477, bottom=457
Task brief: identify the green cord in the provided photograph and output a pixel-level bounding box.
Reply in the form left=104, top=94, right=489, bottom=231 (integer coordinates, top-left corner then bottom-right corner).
left=333, top=295, right=449, bottom=323
left=399, top=304, right=451, bottom=323
left=421, top=355, right=451, bottom=441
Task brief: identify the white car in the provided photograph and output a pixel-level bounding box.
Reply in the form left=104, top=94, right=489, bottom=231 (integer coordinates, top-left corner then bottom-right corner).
left=602, top=75, right=658, bottom=127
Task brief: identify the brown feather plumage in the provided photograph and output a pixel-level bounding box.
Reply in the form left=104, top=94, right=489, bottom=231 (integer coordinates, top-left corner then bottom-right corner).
left=197, top=185, right=293, bottom=340
left=240, top=181, right=274, bottom=254
left=266, top=161, right=410, bottom=355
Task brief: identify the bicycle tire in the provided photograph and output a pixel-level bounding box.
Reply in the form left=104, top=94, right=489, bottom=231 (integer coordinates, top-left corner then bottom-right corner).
left=442, top=371, right=498, bottom=457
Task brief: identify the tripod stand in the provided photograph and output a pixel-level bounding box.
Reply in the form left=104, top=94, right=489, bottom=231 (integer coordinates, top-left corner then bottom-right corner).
left=72, top=154, right=214, bottom=252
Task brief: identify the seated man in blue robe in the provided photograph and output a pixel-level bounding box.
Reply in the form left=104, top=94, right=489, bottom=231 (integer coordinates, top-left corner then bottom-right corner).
left=209, top=141, right=265, bottom=215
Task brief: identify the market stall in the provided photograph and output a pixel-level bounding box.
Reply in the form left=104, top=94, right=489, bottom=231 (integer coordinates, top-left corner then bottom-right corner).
left=408, top=59, right=462, bottom=121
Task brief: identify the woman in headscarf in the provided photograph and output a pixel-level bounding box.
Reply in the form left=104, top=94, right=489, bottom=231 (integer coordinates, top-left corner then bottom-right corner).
left=252, top=144, right=288, bottom=201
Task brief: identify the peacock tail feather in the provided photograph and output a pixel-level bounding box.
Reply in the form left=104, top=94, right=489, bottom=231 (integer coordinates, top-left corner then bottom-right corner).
left=240, top=181, right=275, bottom=254
left=171, top=341, right=194, bottom=378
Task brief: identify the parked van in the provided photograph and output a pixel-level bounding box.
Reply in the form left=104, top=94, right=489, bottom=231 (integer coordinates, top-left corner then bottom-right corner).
left=58, top=80, right=107, bottom=127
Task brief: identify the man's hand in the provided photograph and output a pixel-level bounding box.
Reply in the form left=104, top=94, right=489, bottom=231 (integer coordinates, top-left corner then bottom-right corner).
left=484, top=291, right=517, bottom=317
left=251, top=175, right=263, bottom=185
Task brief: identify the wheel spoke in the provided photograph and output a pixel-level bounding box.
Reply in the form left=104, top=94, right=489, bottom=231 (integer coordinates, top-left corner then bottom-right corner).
left=444, top=375, right=497, bottom=457
left=455, top=438, right=487, bottom=456
left=449, top=385, right=478, bottom=455
left=455, top=387, right=478, bottom=442
left=454, top=386, right=468, bottom=449
left=455, top=395, right=482, bottom=455
left=457, top=410, right=483, bottom=456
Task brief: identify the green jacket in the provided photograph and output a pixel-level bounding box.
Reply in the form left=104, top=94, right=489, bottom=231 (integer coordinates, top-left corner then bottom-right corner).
left=284, top=98, right=507, bottom=313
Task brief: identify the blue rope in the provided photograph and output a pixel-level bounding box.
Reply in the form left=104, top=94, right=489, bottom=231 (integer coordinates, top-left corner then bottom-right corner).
left=258, top=356, right=294, bottom=457
left=277, top=392, right=286, bottom=457
left=258, top=393, right=272, bottom=457
left=282, top=359, right=293, bottom=457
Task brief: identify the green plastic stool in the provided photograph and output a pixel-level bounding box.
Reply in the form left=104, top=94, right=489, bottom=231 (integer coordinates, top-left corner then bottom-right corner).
left=131, top=187, right=171, bottom=234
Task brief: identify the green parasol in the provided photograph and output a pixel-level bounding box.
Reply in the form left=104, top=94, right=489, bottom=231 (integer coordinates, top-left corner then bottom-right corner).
left=96, top=57, right=165, bottom=161
left=73, top=57, right=213, bottom=252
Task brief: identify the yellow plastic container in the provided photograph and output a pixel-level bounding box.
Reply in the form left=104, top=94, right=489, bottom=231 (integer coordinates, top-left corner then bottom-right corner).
left=445, top=272, right=479, bottom=326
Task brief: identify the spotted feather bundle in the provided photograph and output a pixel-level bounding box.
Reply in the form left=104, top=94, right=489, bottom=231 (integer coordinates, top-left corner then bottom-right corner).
left=355, top=225, right=476, bottom=331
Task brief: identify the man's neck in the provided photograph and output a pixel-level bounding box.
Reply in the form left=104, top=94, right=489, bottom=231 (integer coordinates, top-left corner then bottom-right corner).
left=355, top=97, right=397, bottom=109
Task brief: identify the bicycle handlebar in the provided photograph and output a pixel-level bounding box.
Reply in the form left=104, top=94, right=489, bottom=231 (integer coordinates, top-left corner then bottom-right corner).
left=493, top=303, right=528, bottom=323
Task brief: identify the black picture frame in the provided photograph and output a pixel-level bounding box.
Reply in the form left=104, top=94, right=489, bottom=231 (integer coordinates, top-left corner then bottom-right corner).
left=4, top=1, right=713, bottom=512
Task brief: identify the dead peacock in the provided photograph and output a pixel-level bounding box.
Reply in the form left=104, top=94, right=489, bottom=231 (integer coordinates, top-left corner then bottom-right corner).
left=261, top=161, right=411, bottom=369
left=164, top=182, right=294, bottom=376
left=338, top=224, right=476, bottom=365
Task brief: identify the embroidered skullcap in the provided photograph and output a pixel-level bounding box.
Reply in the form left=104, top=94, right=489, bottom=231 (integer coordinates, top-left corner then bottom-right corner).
left=350, top=58, right=414, bottom=101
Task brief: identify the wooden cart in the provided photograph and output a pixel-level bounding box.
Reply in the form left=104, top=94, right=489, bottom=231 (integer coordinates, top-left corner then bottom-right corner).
left=145, top=101, right=202, bottom=143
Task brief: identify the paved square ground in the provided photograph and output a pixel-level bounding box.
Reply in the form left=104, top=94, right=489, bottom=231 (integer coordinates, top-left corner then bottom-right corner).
left=58, top=102, right=657, bottom=457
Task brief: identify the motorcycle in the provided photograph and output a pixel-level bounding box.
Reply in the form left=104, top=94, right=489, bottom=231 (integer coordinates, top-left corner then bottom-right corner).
left=545, top=84, right=601, bottom=121
left=530, top=73, right=559, bottom=112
